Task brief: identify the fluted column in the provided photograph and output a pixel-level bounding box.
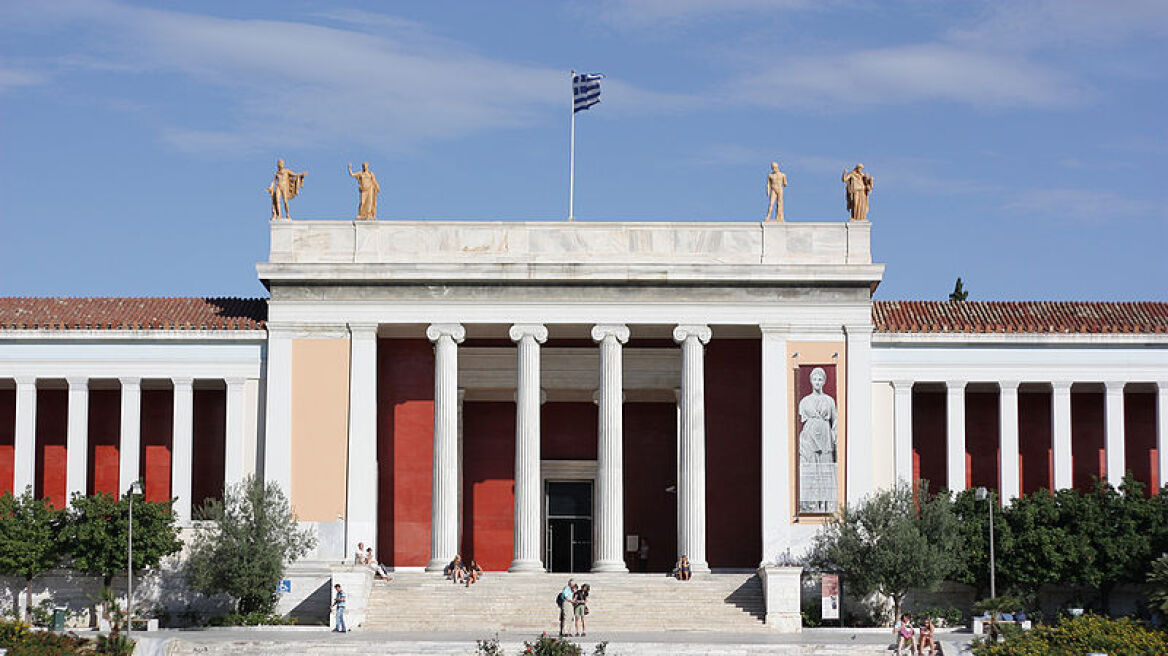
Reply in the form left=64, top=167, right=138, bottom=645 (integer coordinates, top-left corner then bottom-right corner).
left=263, top=325, right=294, bottom=495
left=66, top=377, right=89, bottom=499
left=892, top=381, right=914, bottom=484
left=171, top=378, right=194, bottom=521
left=346, top=323, right=379, bottom=559
left=945, top=380, right=967, bottom=492
left=510, top=324, right=548, bottom=572
left=674, top=324, right=711, bottom=573
left=592, top=324, right=630, bottom=573
left=426, top=323, right=465, bottom=572
left=999, top=381, right=1020, bottom=501
left=1157, top=382, right=1168, bottom=491
left=224, top=378, right=247, bottom=488
left=1105, top=381, right=1126, bottom=487
left=759, top=325, right=790, bottom=566
left=119, top=377, right=142, bottom=495
left=1051, top=382, right=1073, bottom=489
left=13, top=378, right=37, bottom=494
left=845, top=324, right=873, bottom=505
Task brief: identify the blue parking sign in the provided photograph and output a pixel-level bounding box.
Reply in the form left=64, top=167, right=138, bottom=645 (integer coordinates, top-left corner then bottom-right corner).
left=277, top=579, right=291, bottom=594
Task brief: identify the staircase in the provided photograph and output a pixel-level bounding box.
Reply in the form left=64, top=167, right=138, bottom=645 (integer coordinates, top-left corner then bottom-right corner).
left=363, top=572, right=767, bottom=632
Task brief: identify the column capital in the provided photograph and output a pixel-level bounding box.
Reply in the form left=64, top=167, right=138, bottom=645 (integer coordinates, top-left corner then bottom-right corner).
left=945, top=379, right=967, bottom=391
left=1104, top=380, right=1127, bottom=393
left=998, top=380, right=1020, bottom=392
left=426, top=323, right=466, bottom=344
left=66, top=376, right=89, bottom=389
left=510, top=323, right=549, bottom=344
left=225, top=377, right=246, bottom=388
left=119, top=376, right=142, bottom=389
left=1051, top=380, right=1073, bottom=392
left=172, top=377, right=194, bottom=389
left=843, top=323, right=874, bottom=338
left=891, top=380, right=915, bottom=391
left=347, top=322, right=379, bottom=339
left=591, top=324, right=629, bottom=344
left=672, top=324, right=711, bottom=345
left=1158, top=381, right=1168, bottom=392
left=14, top=376, right=36, bottom=387
left=758, top=323, right=790, bottom=336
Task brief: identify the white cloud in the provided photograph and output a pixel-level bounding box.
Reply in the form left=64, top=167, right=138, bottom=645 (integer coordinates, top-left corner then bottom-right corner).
left=948, top=0, right=1168, bottom=52
left=1004, top=188, right=1159, bottom=222
left=0, top=61, right=45, bottom=92
left=726, top=43, right=1087, bottom=110
left=588, top=0, right=822, bottom=28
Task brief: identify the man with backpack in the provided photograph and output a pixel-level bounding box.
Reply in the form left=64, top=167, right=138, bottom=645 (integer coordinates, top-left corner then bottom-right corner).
left=557, top=579, right=576, bottom=637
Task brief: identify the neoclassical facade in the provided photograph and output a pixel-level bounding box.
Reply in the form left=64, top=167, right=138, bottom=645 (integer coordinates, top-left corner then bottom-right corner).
left=0, top=219, right=1165, bottom=574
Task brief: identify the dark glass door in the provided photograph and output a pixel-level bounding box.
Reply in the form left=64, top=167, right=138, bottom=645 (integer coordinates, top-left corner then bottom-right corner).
left=545, top=481, right=592, bottom=573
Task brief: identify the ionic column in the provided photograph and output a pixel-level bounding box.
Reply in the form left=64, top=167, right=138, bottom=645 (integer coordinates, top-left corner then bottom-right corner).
left=945, top=380, right=967, bottom=492
left=592, top=324, right=630, bottom=573
left=845, top=324, right=874, bottom=505
left=171, top=378, right=194, bottom=521
left=892, top=381, right=914, bottom=484
left=224, top=378, right=247, bottom=488
left=1051, top=382, right=1073, bottom=490
left=1157, top=382, right=1168, bottom=491
left=759, top=325, right=790, bottom=566
left=66, top=377, right=90, bottom=499
left=426, top=323, right=465, bottom=572
left=1105, top=381, right=1126, bottom=487
left=119, top=377, right=142, bottom=494
left=346, top=323, right=379, bottom=558
left=999, top=381, right=1021, bottom=501
left=263, top=326, right=294, bottom=495
left=510, top=324, right=548, bottom=572
left=13, top=377, right=37, bottom=493
left=674, top=324, right=711, bottom=573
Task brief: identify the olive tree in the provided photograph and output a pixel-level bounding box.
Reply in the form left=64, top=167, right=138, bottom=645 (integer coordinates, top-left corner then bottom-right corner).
left=0, top=489, right=66, bottom=619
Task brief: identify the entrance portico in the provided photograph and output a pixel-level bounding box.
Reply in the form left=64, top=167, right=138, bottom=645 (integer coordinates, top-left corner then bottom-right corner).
left=258, top=219, right=882, bottom=571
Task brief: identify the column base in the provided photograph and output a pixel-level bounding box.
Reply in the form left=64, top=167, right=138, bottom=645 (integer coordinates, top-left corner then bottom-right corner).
left=425, top=559, right=450, bottom=572
left=688, top=560, right=711, bottom=574
left=508, top=559, right=545, bottom=573
left=590, top=560, right=629, bottom=573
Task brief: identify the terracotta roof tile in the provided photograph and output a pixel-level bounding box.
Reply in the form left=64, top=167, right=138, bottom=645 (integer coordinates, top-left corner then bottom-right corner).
left=873, top=301, right=1168, bottom=334
left=0, top=298, right=267, bottom=331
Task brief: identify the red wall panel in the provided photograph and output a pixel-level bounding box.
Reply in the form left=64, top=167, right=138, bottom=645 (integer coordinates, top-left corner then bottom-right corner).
left=141, top=389, right=173, bottom=503
left=460, top=402, right=515, bottom=571
left=191, top=388, right=225, bottom=510
left=378, top=339, right=435, bottom=569
left=912, top=389, right=947, bottom=491
left=0, top=389, right=12, bottom=494
left=705, top=339, right=761, bottom=569
left=88, top=389, right=120, bottom=497
left=622, top=402, right=676, bottom=572
left=1018, top=390, right=1053, bottom=494
left=35, top=389, right=67, bottom=508
left=965, top=391, right=999, bottom=492
left=1124, top=391, right=1157, bottom=493
left=1071, top=390, right=1105, bottom=489
left=542, top=403, right=598, bottom=460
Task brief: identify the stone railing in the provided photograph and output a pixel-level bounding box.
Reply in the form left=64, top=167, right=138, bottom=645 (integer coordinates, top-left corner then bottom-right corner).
left=268, top=220, right=872, bottom=267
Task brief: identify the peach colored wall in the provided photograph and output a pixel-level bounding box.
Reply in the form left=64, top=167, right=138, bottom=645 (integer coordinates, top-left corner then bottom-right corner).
left=291, top=339, right=350, bottom=522
left=787, top=341, right=846, bottom=525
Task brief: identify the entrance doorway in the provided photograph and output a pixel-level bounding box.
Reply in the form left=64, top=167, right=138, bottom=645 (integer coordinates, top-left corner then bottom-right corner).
left=545, top=481, right=593, bottom=573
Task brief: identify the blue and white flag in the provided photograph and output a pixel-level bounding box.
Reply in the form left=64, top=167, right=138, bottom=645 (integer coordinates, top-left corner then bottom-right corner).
left=573, top=73, right=604, bottom=113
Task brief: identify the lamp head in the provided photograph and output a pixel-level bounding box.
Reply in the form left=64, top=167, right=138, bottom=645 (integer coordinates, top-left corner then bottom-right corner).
left=975, top=487, right=988, bottom=501
left=128, top=481, right=143, bottom=496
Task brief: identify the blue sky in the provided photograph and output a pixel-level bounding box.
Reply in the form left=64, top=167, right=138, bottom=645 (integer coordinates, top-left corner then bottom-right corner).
left=0, top=0, right=1164, bottom=300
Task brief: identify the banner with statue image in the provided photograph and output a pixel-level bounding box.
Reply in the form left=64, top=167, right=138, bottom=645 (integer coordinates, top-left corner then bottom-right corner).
left=797, top=364, right=838, bottom=515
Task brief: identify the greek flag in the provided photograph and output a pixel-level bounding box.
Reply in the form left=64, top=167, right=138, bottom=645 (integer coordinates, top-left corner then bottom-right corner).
left=573, top=73, right=603, bottom=113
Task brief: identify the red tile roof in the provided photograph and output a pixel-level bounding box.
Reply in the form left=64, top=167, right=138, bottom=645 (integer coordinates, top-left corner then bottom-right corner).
left=0, top=298, right=266, bottom=331
left=873, top=301, right=1168, bottom=334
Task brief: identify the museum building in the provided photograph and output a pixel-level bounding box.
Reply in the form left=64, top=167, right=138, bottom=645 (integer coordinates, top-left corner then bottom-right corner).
left=0, top=218, right=1165, bottom=575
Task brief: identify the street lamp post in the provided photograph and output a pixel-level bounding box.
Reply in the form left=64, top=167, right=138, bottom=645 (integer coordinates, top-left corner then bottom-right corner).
left=126, top=481, right=142, bottom=638
left=975, top=486, right=996, bottom=599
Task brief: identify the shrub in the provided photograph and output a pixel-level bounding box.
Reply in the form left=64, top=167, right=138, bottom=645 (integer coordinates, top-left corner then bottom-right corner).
left=522, top=633, right=582, bottom=656
left=971, top=614, right=1168, bottom=656
left=207, top=611, right=297, bottom=626
left=0, top=618, right=87, bottom=655
left=913, top=605, right=964, bottom=627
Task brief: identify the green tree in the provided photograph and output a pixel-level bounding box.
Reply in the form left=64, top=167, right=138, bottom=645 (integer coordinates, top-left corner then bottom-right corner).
left=995, top=489, right=1077, bottom=595
left=185, top=476, right=316, bottom=615
left=0, top=489, right=66, bottom=619
left=65, top=491, right=182, bottom=595
left=1148, top=553, right=1168, bottom=615
left=807, top=482, right=963, bottom=620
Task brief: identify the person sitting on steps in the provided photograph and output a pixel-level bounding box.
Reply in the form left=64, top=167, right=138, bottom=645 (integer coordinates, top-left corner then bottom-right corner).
left=445, top=555, right=465, bottom=584
left=676, top=555, right=692, bottom=581
left=366, top=547, right=392, bottom=580
left=465, top=559, right=483, bottom=587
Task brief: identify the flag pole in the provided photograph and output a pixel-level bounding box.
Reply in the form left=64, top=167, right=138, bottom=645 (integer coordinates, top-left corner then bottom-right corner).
left=568, top=70, right=576, bottom=222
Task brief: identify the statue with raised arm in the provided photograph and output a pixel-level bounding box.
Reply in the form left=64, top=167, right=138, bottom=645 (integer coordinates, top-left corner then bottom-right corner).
left=266, top=159, right=306, bottom=220
left=842, top=163, right=873, bottom=221
left=765, top=161, right=788, bottom=222
left=348, top=162, right=381, bottom=220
